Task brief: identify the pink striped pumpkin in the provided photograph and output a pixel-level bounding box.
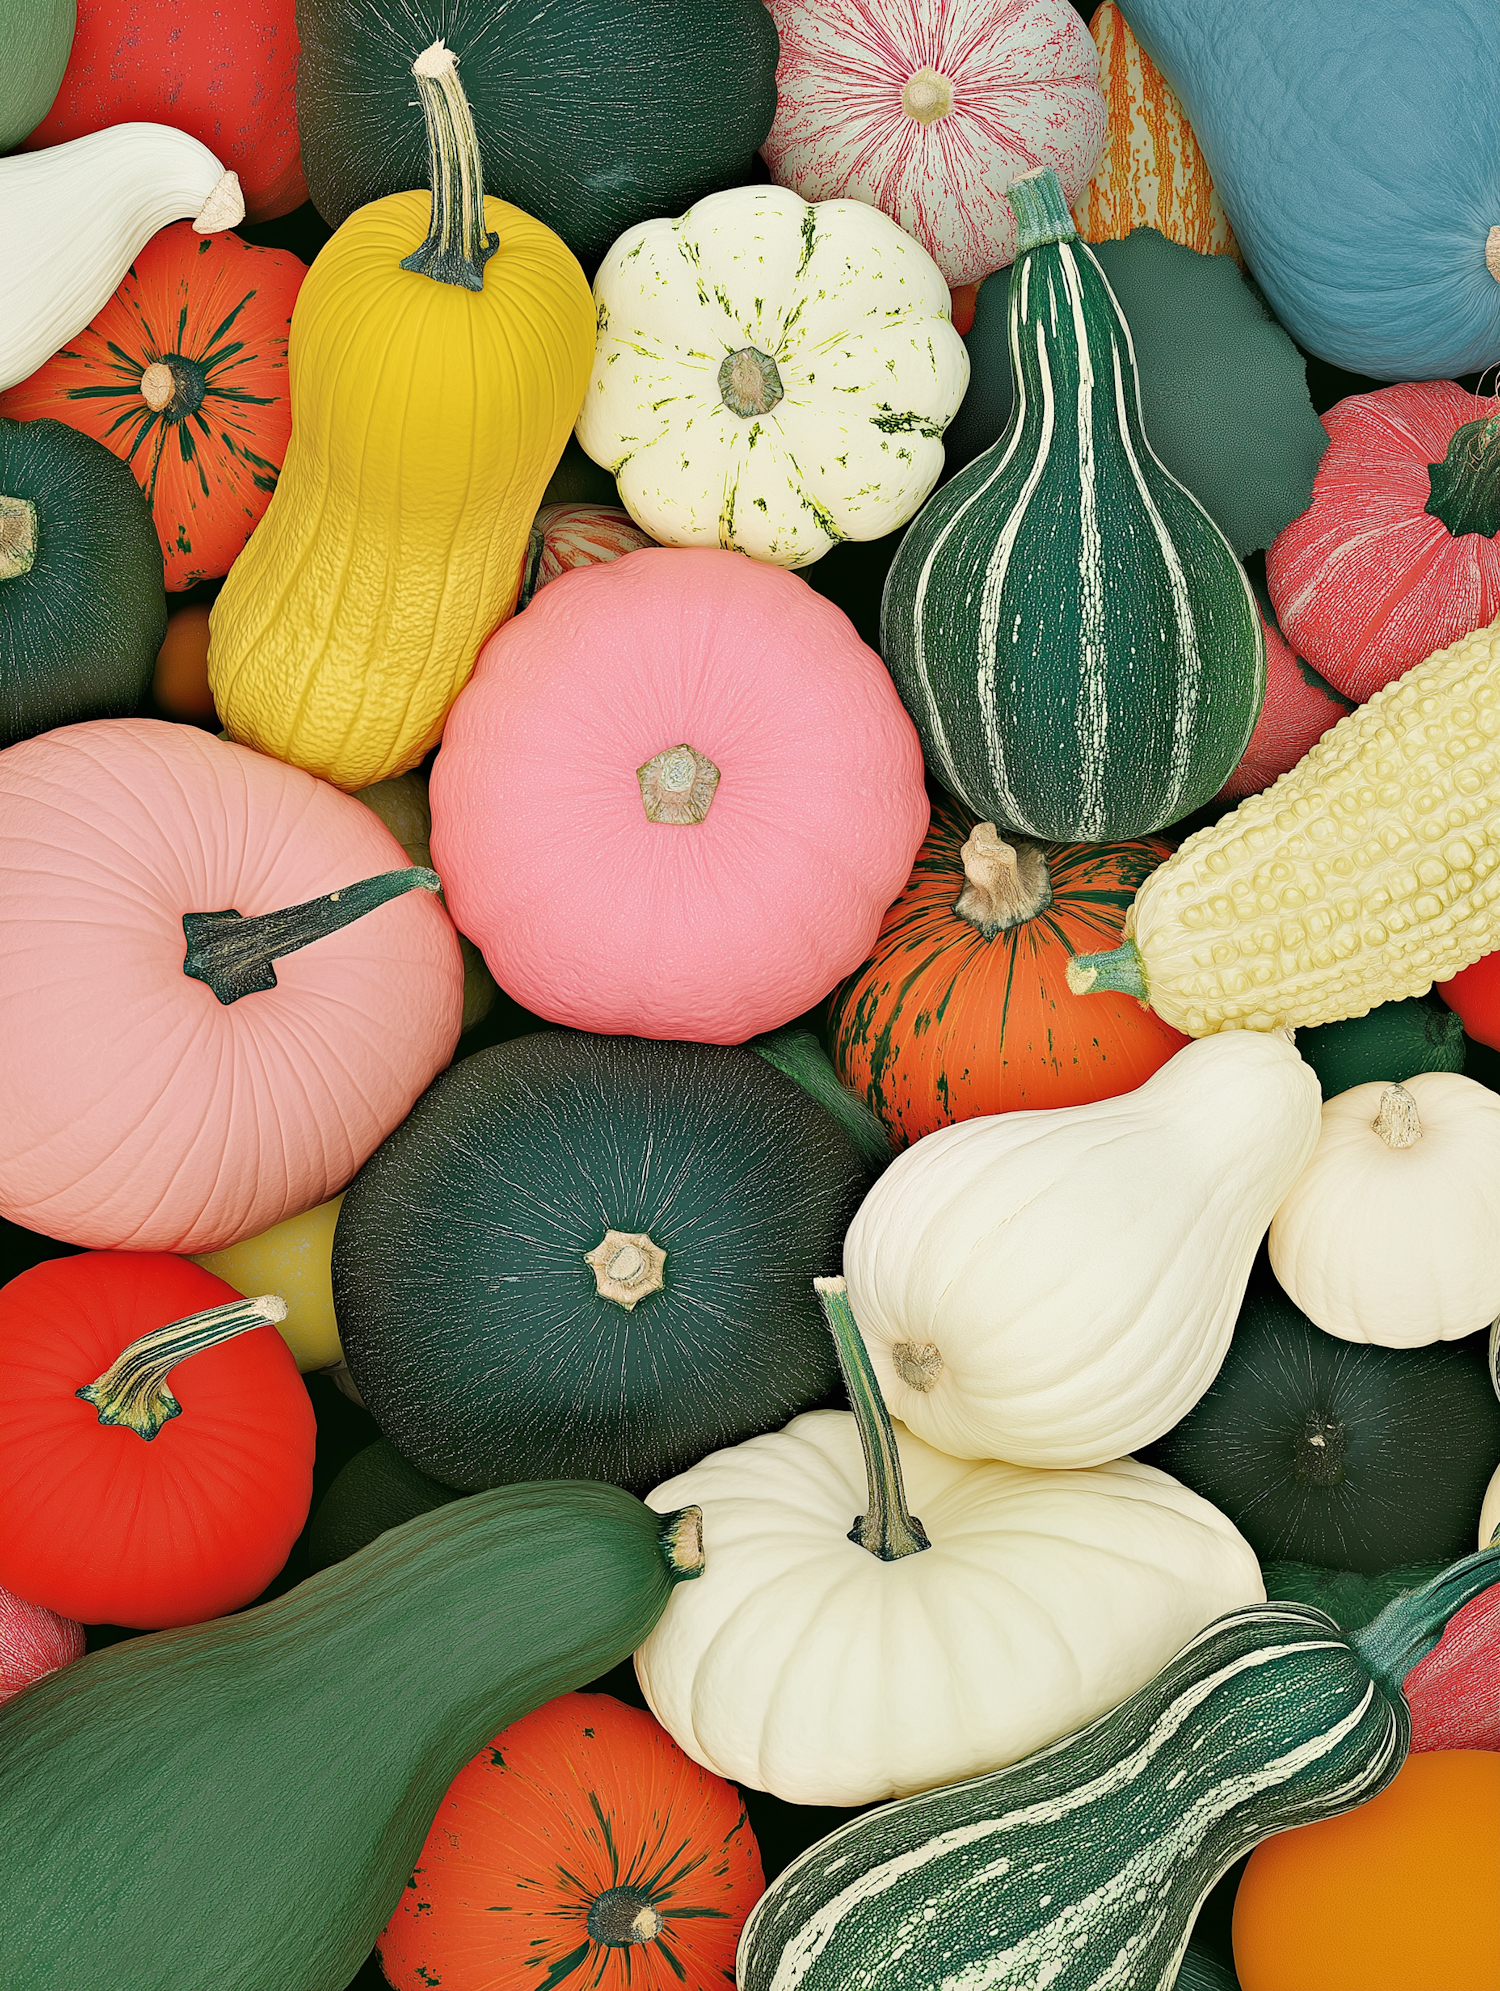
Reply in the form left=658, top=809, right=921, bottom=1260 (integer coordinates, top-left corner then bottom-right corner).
left=522, top=504, right=656, bottom=606
left=759, top=0, right=1105, bottom=287
left=0, top=1584, right=84, bottom=1705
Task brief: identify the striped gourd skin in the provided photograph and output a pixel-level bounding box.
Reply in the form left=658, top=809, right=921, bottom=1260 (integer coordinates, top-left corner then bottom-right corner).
left=737, top=1602, right=1408, bottom=1991
left=881, top=219, right=1265, bottom=843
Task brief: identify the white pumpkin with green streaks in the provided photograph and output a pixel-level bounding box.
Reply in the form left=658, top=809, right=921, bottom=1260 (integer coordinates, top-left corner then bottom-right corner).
left=576, top=185, right=969, bottom=568
left=880, top=164, right=1265, bottom=841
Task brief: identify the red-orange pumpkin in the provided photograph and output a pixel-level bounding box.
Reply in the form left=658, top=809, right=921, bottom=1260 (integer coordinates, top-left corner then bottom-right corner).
left=1216, top=600, right=1351, bottom=803
left=0, top=222, right=303, bottom=591
left=828, top=794, right=1189, bottom=1146
left=378, top=1690, right=764, bottom=1991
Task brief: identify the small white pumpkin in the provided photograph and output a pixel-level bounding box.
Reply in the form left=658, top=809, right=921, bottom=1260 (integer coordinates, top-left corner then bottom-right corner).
left=635, top=1279, right=1263, bottom=1807
left=842, top=1030, right=1322, bottom=1470
left=1480, top=1462, right=1500, bottom=1551
left=575, top=185, right=969, bottom=569
left=1268, top=1073, right=1500, bottom=1347
left=0, top=125, right=243, bottom=394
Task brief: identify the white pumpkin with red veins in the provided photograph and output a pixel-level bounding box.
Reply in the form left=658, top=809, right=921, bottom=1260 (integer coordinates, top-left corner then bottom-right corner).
left=759, top=0, right=1106, bottom=287
left=520, top=503, right=656, bottom=607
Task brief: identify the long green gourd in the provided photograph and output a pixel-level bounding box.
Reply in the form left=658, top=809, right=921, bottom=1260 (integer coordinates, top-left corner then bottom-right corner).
left=0, top=1481, right=702, bottom=1990
left=881, top=165, right=1265, bottom=843
left=736, top=1546, right=1500, bottom=1990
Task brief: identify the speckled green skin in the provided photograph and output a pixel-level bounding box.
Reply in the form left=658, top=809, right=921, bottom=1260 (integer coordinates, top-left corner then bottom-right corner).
left=0, top=1481, right=689, bottom=1990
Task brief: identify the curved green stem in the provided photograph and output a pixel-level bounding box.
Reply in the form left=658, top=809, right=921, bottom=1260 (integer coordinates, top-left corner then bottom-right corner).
left=815, top=1276, right=930, bottom=1562
left=400, top=40, right=498, bottom=292
left=1066, top=936, right=1149, bottom=1003
left=182, top=867, right=442, bottom=1005
left=1006, top=165, right=1076, bottom=253
left=1351, top=1545, right=1500, bottom=1697
left=77, top=1292, right=287, bottom=1441
left=1425, top=411, right=1500, bottom=540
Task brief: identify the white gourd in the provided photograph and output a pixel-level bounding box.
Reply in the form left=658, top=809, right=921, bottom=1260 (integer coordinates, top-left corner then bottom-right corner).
left=842, top=1030, right=1322, bottom=1469
left=1480, top=1462, right=1500, bottom=1551
left=1269, top=1072, right=1500, bottom=1347
left=576, top=185, right=969, bottom=569
left=0, top=125, right=243, bottom=393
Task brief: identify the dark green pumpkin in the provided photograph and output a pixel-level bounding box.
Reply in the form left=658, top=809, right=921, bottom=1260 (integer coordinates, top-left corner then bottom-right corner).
left=306, top=1438, right=462, bottom=1573
left=1295, top=994, right=1465, bottom=1099
left=333, top=1031, right=865, bottom=1493
left=295, top=0, right=779, bottom=262
left=0, top=416, right=165, bottom=748
left=1259, top=1559, right=1447, bottom=1632
left=1141, top=1286, right=1500, bottom=1574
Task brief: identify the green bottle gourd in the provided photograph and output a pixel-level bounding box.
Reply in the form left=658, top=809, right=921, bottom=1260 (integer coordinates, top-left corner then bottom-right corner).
left=881, top=166, right=1265, bottom=843
left=736, top=1546, right=1500, bottom=1991
left=0, top=1481, right=702, bottom=1990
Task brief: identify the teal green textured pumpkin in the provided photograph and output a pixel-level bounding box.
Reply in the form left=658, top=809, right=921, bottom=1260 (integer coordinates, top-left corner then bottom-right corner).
left=1295, top=996, right=1465, bottom=1100
left=306, top=1438, right=462, bottom=1572
left=881, top=169, right=1264, bottom=843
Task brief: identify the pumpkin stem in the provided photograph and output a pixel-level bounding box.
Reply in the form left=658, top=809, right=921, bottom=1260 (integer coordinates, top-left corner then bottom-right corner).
left=1350, top=1543, right=1500, bottom=1697
left=901, top=68, right=953, bottom=125
left=1065, top=936, right=1149, bottom=1003
left=952, top=822, right=1053, bottom=936
left=814, top=1276, right=931, bottom=1562
left=657, top=1505, right=706, bottom=1584
left=585, top=1229, right=667, bottom=1309
left=1372, top=1082, right=1422, bottom=1148
left=1424, top=409, right=1500, bottom=540
left=1005, top=165, right=1076, bottom=252
left=191, top=169, right=244, bottom=235
left=182, top=867, right=444, bottom=1005
left=400, top=41, right=498, bottom=292
left=0, top=494, right=37, bottom=581
left=638, top=743, right=720, bottom=824
left=77, top=1292, right=287, bottom=1441
left=139, top=356, right=208, bottom=422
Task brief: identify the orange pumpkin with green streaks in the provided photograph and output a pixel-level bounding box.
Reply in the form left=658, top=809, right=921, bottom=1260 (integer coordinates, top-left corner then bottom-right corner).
left=828, top=795, right=1189, bottom=1147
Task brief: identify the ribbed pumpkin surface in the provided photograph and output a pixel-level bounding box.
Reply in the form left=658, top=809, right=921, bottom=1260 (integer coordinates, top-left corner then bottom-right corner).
left=829, top=794, right=1187, bottom=1144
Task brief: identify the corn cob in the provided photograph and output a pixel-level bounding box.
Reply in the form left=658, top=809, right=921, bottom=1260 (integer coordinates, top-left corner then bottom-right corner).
left=1067, top=614, right=1500, bottom=1035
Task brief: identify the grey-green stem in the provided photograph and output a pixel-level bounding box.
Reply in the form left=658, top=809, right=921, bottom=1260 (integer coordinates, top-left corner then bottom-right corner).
left=815, top=1276, right=930, bottom=1561
left=182, top=867, right=443, bottom=1005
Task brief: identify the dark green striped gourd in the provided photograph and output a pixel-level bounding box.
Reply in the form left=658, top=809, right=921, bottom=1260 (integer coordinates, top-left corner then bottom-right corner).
left=881, top=167, right=1265, bottom=843
left=736, top=1548, right=1500, bottom=1991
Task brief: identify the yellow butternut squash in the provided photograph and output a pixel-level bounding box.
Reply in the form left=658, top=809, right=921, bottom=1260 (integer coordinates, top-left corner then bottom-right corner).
left=1068, top=614, right=1500, bottom=1034
left=192, top=1196, right=345, bottom=1373
left=207, top=42, right=595, bottom=789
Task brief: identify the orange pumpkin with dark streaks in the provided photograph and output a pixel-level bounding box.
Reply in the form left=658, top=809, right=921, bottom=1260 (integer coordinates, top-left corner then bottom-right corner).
left=828, top=793, right=1189, bottom=1147
left=378, top=1691, right=763, bottom=1991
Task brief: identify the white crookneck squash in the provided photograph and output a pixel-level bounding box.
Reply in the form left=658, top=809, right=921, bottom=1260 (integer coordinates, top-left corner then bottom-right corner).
left=1269, top=1073, right=1500, bottom=1347
left=636, top=1278, right=1263, bottom=1808
left=0, top=126, right=244, bottom=394
left=843, top=1030, right=1322, bottom=1468
left=575, top=184, right=970, bottom=568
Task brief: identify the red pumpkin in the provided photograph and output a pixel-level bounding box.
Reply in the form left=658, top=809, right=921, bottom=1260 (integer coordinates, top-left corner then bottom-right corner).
left=22, top=0, right=307, bottom=222
left=1405, top=1584, right=1500, bottom=1754
left=0, top=223, right=303, bottom=591
left=378, top=1691, right=764, bottom=1991
left=0, top=1252, right=314, bottom=1628
left=1266, top=381, right=1500, bottom=703
left=1437, top=949, right=1500, bottom=1052
left=0, top=1583, right=84, bottom=1705
left=1216, top=602, right=1351, bottom=802
left=828, top=793, right=1189, bottom=1146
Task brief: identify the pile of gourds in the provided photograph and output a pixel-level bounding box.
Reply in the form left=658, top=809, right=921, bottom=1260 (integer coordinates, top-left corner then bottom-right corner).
left=1, top=2, right=1499, bottom=1989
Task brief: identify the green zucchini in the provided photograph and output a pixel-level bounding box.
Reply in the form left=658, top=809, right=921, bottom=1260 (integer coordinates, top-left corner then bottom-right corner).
left=736, top=1547, right=1500, bottom=1991
left=0, top=1481, right=701, bottom=1990
left=880, top=167, right=1264, bottom=843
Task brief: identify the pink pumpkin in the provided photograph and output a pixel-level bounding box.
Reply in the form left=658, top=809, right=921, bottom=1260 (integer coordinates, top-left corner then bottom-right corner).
left=521, top=503, right=656, bottom=606
left=760, top=0, right=1106, bottom=287
left=0, top=720, right=463, bottom=1253
left=429, top=547, right=930, bottom=1044
left=1216, top=603, right=1352, bottom=803
left=0, top=1583, right=84, bottom=1705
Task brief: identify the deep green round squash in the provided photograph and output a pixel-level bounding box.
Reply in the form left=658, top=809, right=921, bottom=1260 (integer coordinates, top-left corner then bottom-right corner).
left=0, top=417, right=165, bottom=749
left=1141, top=1286, right=1500, bottom=1574
left=333, top=1031, right=865, bottom=1493
left=295, top=0, right=780, bottom=263
left=306, top=1439, right=462, bottom=1573
left=1295, top=995, right=1465, bottom=1100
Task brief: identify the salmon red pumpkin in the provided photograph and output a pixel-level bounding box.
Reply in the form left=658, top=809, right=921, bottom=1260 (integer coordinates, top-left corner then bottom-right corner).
left=377, top=1690, right=764, bottom=1991
left=0, top=221, right=303, bottom=591
left=828, top=794, right=1189, bottom=1146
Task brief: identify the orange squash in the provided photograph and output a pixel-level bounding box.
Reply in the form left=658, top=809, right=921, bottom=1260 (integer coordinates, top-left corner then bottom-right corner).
left=1232, top=1750, right=1500, bottom=1991
left=377, top=1690, right=764, bottom=1991
left=828, top=793, right=1189, bottom=1146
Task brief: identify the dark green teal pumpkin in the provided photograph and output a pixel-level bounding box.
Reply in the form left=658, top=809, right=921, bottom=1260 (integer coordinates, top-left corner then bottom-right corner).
left=1295, top=995, right=1465, bottom=1099
left=1141, top=1286, right=1500, bottom=1574
left=0, top=416, right=165, bottom=748
left=333, top=1032, right=865, bottom=1492
left=306, top=1438, right=462, bottom=1573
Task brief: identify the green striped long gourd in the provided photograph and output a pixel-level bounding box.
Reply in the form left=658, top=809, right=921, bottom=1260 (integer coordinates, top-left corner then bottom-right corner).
left=735, top=1546, right=1500, bottom=1991
left=0, top=1482, right=701, bottom=1991
left=880, top=167, right=1265, bottom=843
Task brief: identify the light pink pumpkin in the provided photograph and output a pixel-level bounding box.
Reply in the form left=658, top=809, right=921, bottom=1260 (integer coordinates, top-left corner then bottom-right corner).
left=429, top=547, right=930, bottom=1045
left=0, top=1582, right=85, bottom=1705
left=760, top=0, right=1106, bottom=287
left=1215, top=603, right=1351, bottom=803
left=522, top=503, right=656, bottom=605
left=0, top=720, right=463, bottom=1254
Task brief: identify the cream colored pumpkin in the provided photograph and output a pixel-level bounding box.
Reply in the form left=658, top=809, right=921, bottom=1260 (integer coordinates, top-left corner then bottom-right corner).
left=1269, top=1073, right=1500, bottom=1347
left=575, top=185, right=969, bottom=568
left=1480, top=1462, right=1500, bottom=1551
left=842, top=1030, right=1321, bottom=1469
left=635, top=1282, right=1263, bottom=1807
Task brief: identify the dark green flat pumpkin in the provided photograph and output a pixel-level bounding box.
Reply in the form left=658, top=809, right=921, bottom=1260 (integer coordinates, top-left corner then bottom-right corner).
left=307, top=1438, right=463, bottom=1573
left=1141, top=1286, right=1500, bottom=1574
left=0, top=416, right=164, bottom=748
left=295, top=0, right=780, bottom=262
left=333, top=1031, right=865, bottom=1493
left=1295, top=995, right=1465, bottom=1099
